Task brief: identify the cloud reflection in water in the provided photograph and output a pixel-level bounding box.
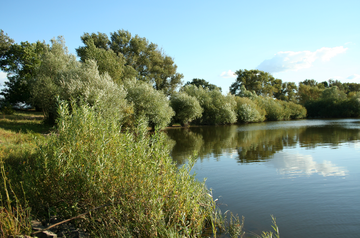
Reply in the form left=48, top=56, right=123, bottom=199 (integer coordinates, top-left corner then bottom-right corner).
left=268, top=152, right=348, bottom=177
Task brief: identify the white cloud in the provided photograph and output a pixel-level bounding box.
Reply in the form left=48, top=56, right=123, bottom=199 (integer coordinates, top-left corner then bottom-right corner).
left=346, top=74, right=360, bottom=81
left=220, top=70, right=236, bottom=78
left=257, top=46, right=348, bottom=73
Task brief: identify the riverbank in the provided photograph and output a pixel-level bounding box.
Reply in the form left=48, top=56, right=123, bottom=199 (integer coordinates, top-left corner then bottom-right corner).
left=0, top=108, right=281, bottom=237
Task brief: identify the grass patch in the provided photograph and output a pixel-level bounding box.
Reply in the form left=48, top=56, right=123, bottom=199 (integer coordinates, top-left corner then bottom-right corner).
left=0, top=110, right=51, bottom=134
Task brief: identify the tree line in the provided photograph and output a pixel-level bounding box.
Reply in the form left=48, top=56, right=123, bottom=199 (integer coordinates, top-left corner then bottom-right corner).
left=1, top=29, right=359, bottom=129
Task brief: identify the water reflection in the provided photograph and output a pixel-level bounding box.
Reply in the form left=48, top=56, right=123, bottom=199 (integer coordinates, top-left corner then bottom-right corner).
left=268, top=152, right=348, bottom=177
left=166, top=119, right=360, bottom=165
left=165, top=119, right=360, bottom=238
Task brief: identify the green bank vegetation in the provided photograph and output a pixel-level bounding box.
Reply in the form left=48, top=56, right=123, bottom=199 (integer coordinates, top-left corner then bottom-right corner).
left=0, top=27, right=357, bottom=237
left=0, top=106, right=281, bottom=237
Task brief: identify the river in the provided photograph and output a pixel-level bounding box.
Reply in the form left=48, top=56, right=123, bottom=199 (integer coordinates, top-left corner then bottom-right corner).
left=165, top=119, right=360, bottom=238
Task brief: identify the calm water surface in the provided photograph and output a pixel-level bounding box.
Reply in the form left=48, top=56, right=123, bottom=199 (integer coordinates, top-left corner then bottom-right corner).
left=166, top=119, right=360, bottom=238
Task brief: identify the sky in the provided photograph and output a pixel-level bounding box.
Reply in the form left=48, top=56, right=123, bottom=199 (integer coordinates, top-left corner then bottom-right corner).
left=1, top=0, right=359, bottom=94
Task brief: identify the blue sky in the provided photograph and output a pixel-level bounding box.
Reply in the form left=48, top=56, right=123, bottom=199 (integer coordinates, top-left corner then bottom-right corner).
left=1, top=0, right=359, bottom=93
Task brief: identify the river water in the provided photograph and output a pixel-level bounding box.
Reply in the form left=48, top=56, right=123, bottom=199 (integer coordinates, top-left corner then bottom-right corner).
left=165, top=119, right=360, bottom=238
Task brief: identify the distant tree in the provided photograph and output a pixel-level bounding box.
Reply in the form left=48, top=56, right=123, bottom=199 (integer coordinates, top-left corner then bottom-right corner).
left=230, top=69, right=281, bottom=97
left=77, top=30, right=183, bottom=95
left=301, top=79, right=319, bottom=87
left=170, top=91, right=203, bottom=126
left=0, top=34, right=47, bottom=105
left=321, top=86, right=346, bottom=102
left=327, top=79, right=344, bottom=91
left=297, top=81, right=324, bottom=105
left=184, top=78, right=221, bottom=91
left=346, top=83, right=360, bottom=94
left=275, top=82, right=298, bottom=101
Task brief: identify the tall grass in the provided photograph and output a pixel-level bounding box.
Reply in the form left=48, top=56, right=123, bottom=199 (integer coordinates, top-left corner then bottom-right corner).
left=15, top=100, right=218, bottom=237
left=0, top=103, right=281, bottom=237
left=0, top=159, right=32, bottom=237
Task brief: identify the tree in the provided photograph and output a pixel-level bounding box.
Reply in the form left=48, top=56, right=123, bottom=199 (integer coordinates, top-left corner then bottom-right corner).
left=184, top=78, right=221, bottom=91
left=170, top=91, right=203, bottom=126
left=0, top=35, right=47, bottom=105
left=297, top=80, right=324, bottom=105
left=0, top=29, right=14, bottom=57
left=32, top=37, right=129, bottom=124
left=76, top=38, right=128, bottom=84
left=275, top=82, right=298, bottom=101
left=230, top=69, right=281, bottom=97
left=77, top=30, right=183, bottom=95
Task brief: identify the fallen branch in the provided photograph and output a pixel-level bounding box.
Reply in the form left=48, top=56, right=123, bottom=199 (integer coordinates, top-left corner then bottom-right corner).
left=31, top=202, right=115, bottom=236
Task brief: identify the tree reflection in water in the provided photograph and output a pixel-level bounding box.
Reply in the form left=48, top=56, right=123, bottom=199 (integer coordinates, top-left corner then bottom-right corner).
left=165, top=120, right=360, bottom=165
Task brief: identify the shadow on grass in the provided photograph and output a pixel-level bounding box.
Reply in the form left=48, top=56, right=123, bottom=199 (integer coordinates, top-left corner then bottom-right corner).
left=0, top=120, right=52, bottom=134
left=0, top=110, right=52, bottom=134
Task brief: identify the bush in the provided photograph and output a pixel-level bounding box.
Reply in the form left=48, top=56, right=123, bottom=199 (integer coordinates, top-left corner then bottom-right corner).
left=253, top=97, right=285, bottom=121
left=170, top=91, right=203, bottom=126
left=234, top=96, right=265, bottom=123
left=285, top=101, right=307, bottom=119
left=182, top=85, right=237, bottom=125
left=124, top=79, right=175, bottom=130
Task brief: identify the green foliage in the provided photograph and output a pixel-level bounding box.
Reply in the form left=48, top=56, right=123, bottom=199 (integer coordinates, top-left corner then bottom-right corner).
left=16, top=100, right=215, bottom=237
left=0, top=30, right=14, bottom=57
left=261, top=98, right=285, bottom=121
left=77, top=30, right=183, bottom=95
left=282, top=101, right=307, bottom=119
left=32, top=37, right=130, bottom=125
left=182, top=85, right=237, bottom=125
left=304, top=86, right=357, bottom=118
left=170, top=91, right=203, bottom=126
left=0, top=37, right=47, bottom=105
left=184, top=78, right=222, bottom=91
left=76, top=38, right=127, bottom=84
left=124, top=79, right=174, bottom=129
left=0, top=101, right=14, bottom=115
left=234, top=97, right=265, bottom=123
left=252, top=97, right=306, bottom=121
left=0, top=162, right=32, bottom=237
left=275, top=82, right=298, bottom=102
left=297, top=81, right=324, bottom=105
left=321, top=86, right=346, bottom=101
left=230, top=69, right=282, bottom=97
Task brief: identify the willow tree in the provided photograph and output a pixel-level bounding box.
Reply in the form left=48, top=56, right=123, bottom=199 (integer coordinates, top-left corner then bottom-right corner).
left=32, top=37, right=129, bottom=124
left=77, top=30, right=183, bottom=95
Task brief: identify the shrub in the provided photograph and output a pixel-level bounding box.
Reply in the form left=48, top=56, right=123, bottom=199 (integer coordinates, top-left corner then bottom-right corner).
left=170, top=91, right=203, bottom=126
left=124, top=79, right=175, bottom=130
left=182, top=85, right=237, bottom=125
left=234, top=96, right=265, bottom=123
